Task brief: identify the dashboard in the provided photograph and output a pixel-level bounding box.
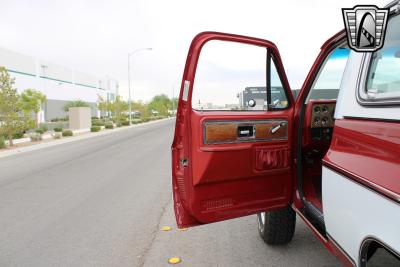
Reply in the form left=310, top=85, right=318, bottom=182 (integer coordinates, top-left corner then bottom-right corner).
left=310, top=102, right=335, bottom=142
left=310, top=103, right=335, bottom=129
left=303, top=100, right=336, bottom=148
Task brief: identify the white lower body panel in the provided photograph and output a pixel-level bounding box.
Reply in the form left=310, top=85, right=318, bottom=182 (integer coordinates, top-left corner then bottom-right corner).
left=322, top=167, right=400, bottom=266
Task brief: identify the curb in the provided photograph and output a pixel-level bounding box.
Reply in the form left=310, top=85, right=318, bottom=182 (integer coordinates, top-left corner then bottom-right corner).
left=0, top=117, right=175, bottom=159
left=5, top=128, right=92, bottom=145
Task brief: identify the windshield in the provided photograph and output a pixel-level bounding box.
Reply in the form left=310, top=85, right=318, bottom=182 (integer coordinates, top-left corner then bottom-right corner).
left=307, top=47, right=350, bottom=102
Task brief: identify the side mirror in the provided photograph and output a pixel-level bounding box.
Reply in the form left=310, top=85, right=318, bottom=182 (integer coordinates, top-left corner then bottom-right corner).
left=248, top=99, right=256, bottom=107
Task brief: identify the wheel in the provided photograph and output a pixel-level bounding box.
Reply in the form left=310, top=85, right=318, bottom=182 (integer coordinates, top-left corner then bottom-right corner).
left=257, top=205, right=296, bottom=245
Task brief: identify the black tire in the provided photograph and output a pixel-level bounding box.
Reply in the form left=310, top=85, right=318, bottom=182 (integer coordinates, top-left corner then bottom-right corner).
left=257, top=205, right=296, bottom=245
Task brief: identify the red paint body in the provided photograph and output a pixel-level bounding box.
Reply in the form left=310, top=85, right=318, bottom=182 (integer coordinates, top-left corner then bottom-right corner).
left=324, top=119, right=400, bottom=202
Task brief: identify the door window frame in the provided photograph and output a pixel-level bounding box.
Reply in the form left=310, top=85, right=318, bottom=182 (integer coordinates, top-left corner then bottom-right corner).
left=356, top=12, right=400, bottom=106
left=183, top=32, right=294, bottom=113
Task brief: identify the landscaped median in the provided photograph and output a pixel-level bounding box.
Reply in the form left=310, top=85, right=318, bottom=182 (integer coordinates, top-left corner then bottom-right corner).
left=0, top=116, right=174, bottom=156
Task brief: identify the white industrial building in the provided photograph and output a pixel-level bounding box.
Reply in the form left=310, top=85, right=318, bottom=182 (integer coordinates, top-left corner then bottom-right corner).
left=0, top=47, right=118, bottom=122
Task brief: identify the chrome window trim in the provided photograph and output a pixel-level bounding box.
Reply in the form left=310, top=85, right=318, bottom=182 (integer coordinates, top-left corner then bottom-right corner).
left=357, top=12, right=400, bottom=106
left=357, top=53, right=400, bottom=106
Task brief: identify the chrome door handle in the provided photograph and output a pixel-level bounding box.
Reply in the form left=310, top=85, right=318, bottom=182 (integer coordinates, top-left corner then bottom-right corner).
left=270, top=122, right=286, bottom=134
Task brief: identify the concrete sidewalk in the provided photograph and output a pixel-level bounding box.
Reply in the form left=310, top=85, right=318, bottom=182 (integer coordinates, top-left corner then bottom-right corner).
left=0, top=117, right=175, bottom=159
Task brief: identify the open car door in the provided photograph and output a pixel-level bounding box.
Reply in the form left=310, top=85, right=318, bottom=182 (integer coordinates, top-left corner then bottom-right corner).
left=172, top=32, right=295, bottom=228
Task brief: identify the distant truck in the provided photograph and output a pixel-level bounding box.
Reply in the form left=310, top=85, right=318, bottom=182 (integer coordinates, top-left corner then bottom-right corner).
left=171, top=1, right=400, bottom=266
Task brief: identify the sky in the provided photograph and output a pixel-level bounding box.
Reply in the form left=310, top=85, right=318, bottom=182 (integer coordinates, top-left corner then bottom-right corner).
left=0, top=0, right=388, bottom=102
left=193, top=41, right=268, bottom=106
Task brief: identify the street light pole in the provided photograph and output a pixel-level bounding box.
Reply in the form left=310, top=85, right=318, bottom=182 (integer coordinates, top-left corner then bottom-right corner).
left=127, top=47, right=152, bottom=125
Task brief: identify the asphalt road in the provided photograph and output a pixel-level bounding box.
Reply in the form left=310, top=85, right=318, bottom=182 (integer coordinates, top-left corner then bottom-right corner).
left=0, top=119, right=340, bottom=267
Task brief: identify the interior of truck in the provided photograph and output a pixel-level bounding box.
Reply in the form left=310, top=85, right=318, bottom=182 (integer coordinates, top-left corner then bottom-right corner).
left=298, top=44, right=350, bottom=226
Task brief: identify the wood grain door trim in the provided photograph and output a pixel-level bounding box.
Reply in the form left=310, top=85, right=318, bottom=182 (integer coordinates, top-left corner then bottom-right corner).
left=204, top=120, right=288, bottom=145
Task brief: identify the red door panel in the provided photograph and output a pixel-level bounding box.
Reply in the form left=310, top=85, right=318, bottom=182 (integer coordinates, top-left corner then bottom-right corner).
left=191, top=111, right=291, bottom=185
left=172, top=32, right=295, bottom=228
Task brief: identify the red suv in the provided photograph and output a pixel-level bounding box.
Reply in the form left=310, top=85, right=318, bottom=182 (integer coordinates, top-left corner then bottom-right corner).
left=171, top=2, right=400, bottom=266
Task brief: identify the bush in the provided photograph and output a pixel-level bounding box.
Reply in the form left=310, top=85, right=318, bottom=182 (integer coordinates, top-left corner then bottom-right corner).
left=39, top=123, right=48, bottom=132
left=116, top=122, right=122, bottom=127
left=63, top=100, right=90, bottom=112
left=92, top=120, right=105, bottom=127
left=0, top=136, right=5, bottom=149
left=50, top=117, right=68, bottom=122
left=12, top=132, right=24, bottom=139
left=52, top=132, right=62, bottom=139
left=35, top=128, right=45, bottom=134
left=2, top=132, right=25, bottom=140
left=29, top=132, right=42, bottom=142
left=121, top=120, right=130, bottom=126
left=62, top=129, right=73, bottom=137
left=105, top=123, right=114, bottom=129
left=90, top=126, right=101, bottom=132
left=53, top=127, right=63, bottom=132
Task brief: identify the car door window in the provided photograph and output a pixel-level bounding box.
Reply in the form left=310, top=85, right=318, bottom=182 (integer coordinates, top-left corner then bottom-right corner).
left=192, top=40, right=288, bottom=111
left=366, top=14, right=400, bottom=97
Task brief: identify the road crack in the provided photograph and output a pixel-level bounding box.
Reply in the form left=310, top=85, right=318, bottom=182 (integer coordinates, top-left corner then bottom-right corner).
left=137, top=196, right=172, bottom=267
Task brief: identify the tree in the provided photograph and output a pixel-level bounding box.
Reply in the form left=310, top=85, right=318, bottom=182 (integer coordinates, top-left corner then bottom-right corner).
left=97, top=95, right=110, bottom=119
left=147, top=94, right=172, bottom=116
left=0, top=67, right=30, bottom=146
left=110, top=96, right=128, bottom=122
left=132, top=100, right=149, bottom=118
left=171, top=97, right=178, bottom=111
left=20, top=89, right=47, bottom=128
left=63, top=100, right=90, bottom=112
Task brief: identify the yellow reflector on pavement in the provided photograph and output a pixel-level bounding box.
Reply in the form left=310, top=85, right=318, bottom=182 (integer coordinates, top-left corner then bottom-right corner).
left=168, top=257, right=181, bottom=264
left=161, top=226, right=172, bottom=231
